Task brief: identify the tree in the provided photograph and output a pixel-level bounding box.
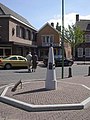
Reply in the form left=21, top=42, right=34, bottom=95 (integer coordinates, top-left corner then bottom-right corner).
left=64, top=25, right=84, bottom=58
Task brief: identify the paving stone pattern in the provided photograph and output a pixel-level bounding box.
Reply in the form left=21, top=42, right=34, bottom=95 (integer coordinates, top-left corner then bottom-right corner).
left=6, top=81, right=90, bottom=105
left=0, top=102, right=90, bottom=120
left=1, top=75, right=90, bottom=119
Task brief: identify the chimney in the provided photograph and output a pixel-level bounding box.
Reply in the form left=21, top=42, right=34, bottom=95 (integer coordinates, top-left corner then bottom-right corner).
left=51, top=22, right=54, bottom=27
left=76, top=14, right=79, bottom=22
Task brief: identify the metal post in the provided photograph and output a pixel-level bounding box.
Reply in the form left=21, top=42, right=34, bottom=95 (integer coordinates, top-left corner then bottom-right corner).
left=68, top=67, right=72, bottom=78
left=61, top=0, right=64, bottom=79
left=88, top=66, right=90, bottom=76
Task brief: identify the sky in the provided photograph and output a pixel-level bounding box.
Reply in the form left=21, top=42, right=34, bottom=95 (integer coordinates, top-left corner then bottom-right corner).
left=1, top=0, right=90, bottom=30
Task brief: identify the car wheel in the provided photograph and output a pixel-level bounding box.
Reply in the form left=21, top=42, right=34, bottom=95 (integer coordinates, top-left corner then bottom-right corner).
left=68, top=62, right=72, bottom=66
left=4, top=63, right=12, bottom=69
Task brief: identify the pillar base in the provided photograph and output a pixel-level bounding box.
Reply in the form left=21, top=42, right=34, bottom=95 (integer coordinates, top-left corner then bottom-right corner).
left=45, top=80, right=57, bottom=90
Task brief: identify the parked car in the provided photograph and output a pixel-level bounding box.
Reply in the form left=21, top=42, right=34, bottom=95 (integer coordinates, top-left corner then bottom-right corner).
left=0, top=55, right=28, bottom=69
left=43, top=55, right=74, bottom=67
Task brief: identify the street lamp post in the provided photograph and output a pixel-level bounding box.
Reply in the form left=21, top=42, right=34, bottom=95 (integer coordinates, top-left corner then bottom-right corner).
left=61, top=0, right=64, bottom=79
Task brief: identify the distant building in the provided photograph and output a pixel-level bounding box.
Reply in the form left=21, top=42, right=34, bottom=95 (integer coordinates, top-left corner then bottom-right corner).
left=37, top=22, right=72, bottom=60
left=0, top=3, right=37, bottom=57
left=0, top=3, right=72, bottom=60
left=75, top=14, right=90, bottom=61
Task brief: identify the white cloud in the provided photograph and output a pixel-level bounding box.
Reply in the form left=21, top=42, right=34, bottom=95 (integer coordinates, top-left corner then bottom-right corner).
left=48, top=13, right=90, bottom=28
left=80, top=14, right=90, bottom=20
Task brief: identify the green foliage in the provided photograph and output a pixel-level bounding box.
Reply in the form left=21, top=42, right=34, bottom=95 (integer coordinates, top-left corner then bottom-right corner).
left=64, top=24, right=84, bottom=56
left=64, top=25, right=84, bottom=47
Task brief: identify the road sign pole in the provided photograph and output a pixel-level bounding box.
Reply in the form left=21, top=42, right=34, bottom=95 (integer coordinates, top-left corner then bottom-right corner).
left=61, top=0, right=64, bottom=79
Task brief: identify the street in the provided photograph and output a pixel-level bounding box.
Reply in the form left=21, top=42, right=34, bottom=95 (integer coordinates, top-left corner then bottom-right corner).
left=1, top=62, right=90, bottom=120
left=0, top=62, right=90, bottom=86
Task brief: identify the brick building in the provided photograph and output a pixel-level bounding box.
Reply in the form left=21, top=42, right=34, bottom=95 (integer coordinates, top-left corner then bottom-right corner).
left=0, top=3, right=37, bottom=57
left=75, top=14, right=90, bottom=61
left=0, top=3, right=72, bottom=60
left=37, top=23, right=72, bottom=60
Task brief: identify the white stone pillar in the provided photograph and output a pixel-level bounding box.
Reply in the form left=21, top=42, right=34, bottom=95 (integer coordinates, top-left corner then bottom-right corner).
left=45, top=45, right=57, bottom=90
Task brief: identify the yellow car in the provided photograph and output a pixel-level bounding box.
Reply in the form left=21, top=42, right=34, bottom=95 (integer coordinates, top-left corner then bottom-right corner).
left=0, top=55, right=28, bottom=69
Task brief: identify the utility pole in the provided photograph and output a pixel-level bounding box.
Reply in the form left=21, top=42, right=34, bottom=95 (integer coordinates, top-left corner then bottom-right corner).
left=61, top=0, right=64, bottom=79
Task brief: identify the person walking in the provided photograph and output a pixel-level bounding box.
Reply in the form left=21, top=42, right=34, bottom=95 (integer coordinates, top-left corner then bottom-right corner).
left=26, top=51, right=32, bottom=72
left=32, top=52, right=38, bottom=72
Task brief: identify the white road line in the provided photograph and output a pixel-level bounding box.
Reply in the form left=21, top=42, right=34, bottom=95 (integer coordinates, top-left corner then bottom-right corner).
left=82, top=85, right=90, bottom=90
left=1, top=86, right=9, bottom=97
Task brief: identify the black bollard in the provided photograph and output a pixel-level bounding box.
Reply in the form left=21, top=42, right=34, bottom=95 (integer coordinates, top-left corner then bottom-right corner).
left=68, top=67, right=72, bottom=78
left=88, top=66, right=90, bottom=76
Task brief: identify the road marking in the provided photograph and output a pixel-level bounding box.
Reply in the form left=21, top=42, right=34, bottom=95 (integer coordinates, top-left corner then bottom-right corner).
left=82, top=85, right=90, bottom=90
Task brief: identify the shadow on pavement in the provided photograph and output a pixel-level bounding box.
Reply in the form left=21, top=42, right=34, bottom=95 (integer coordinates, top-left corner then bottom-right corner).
left=14, top=71, right=30, bottom=73
left=13, top=88, right=48, bottom=96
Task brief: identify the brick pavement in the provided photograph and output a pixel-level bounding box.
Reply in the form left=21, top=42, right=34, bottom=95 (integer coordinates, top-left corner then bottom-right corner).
left=5, top=81, right=90, bottom=105
left=0, top=75, right=90, bottom=120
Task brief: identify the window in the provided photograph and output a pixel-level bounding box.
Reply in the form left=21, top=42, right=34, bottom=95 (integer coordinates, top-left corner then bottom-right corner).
left=77, top=48, right=83, bottom=57
left=85, top=48, right=90, bottom=57
left=42, top=35, right=54, bottom=45
left=20, top=27, right=25, bottom=38
left=16, top=26, right=36, bottom=41
left=16, top=25, right=20, bottom=37
left=0, top=47, right=12, bottom=57
left=46, top=36, right=49, bottom=43
left=18, top=57, right=25, bottom=60
left=19, top=27, right=22, bottom=37
left=50, top=36, right=54, bottom=43
left=26, top=29, right=31, bottom=40
left=31, top=31, right=37, bottom=41
left=42, top=36, right=45, bottom=43
left=16, top=25, right=25, bottom=39
left=9, top=57, right=17, bottom=60
left=31, top=31, right=34, bottom=40
left=85, top=34, right=90, bottom=42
